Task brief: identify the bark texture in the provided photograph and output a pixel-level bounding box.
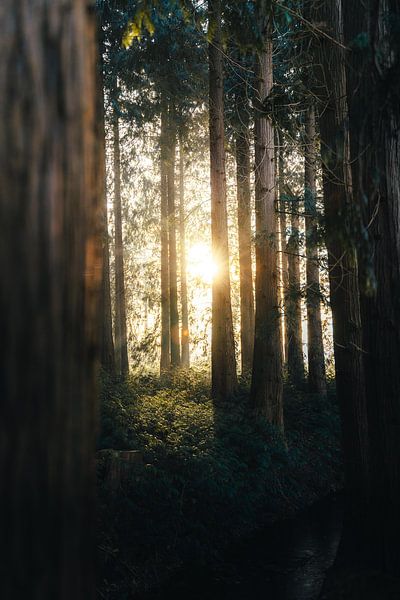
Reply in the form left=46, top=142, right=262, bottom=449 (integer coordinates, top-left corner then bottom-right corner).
left=304, top=103, right=326, bottom=395
left=310, top=0, right=369, bottom=521
left=179, top=133, right=190, bottom=367
left=160, top=106, right=170, bottom=372
left=344, top=0, right=400, bottom=573
left=250, top=7, right=283, bottom=425
left=167, top=113, right=180, bottom=368
left=235, top=91, right=255, bottom=375
left=0, top=2, right=101, bottom=598
left=286, top=193, right=305, bottom=385
left=112, top=110, right=129, bottom=378
left=209, top=0, right=237, bottom=401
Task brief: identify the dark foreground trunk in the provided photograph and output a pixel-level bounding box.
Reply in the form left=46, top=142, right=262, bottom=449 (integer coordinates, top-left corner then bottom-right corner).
left=310, top=0, right=370, bottom=526
left=0, top=2, right=101, bottom=597
left=344, top=0, right=400, bottom=574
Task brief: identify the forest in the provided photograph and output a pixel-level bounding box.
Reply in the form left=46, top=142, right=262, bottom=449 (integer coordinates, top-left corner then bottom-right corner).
left=1, top=1, right=400, bottom=599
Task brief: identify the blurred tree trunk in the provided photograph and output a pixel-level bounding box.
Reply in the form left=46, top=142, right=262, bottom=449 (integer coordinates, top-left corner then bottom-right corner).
left=208, top=0, right=237, bottom=401
left=0, top=1, right=101, bottom=598
left=278, top=139, right=289, bottom=362
left=286, top=193, right=305, bottom=385
left=304, top=103, right=326, bottom=395
left=112, top=108, right=129, bottom=378
left=179, top=132, right=190, bottom=367
left=160, top=104, right=171, bottom=372
left=250, top=6, right=283, bottom=425
left=344, top=0, right=400, bottom=574
left=167, top=111, right=180, bottom=368
left=310, top=0, right=369, bottom=533
left=235, top=89, right=255, bottom=376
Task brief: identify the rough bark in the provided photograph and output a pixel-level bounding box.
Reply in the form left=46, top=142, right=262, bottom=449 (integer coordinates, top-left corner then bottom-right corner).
left=160, top=106, right=170, bottom=373
left=310, top=0, right=369, bottom=524
left=304, top=103, right=326, bottom=395
left=250, top=7, right=284, bottom=425
left=167, top=112, right=180, bottom=368
left=235, top=92, right=255, bottom=375
left=286, top=193, right=305, bottom=385
left=112, top=109, right=129, bottom=378
left=0, top=2, right=101, bottom=598
left=209, top=0, right=238, bottom=401
left=343, top=0, right=400, bottom=574
left=179, top=133, right=190, bottom=367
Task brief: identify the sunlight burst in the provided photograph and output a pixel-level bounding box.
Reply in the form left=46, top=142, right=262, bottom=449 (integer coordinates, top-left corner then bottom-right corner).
left=187, top=243, right=219, bottom=285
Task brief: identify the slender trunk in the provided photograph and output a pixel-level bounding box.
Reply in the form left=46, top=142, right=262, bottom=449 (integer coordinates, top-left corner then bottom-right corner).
left=304, top=103, right=326, bottom=395
left=310, top=0, right=369, bottom=529
left=344, top=0, right=400, bottom=574
left=250, top=8, right=283, bottom=425
left=167, top=113, right=180, bottom=368
left=160, top=106, right=170, bottom=373
left=286, top=193, right=305, bottom=385
left=179, top=133, right=190, bottom=367
left=98, top=40, right=115, bottom=376
left=278, top=141, right=289, bottom=362
left=0, top=2, right=100, bottom=597
left=208, top=0, right=237, bottom=401
left=113, top=110, right=129, bottom=378
left=235, top=94, right=255, bottom=375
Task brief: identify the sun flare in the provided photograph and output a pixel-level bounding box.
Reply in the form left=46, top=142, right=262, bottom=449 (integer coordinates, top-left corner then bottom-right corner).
left=187, top=243, right=219, bottom=285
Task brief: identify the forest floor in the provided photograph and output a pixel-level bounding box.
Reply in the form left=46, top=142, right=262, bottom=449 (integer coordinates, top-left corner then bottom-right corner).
left=97, top=370, right=342, bottom=599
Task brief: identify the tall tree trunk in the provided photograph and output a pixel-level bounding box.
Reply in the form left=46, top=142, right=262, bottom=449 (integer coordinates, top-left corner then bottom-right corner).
left=112, top=109, right=129, bottom=378
left=286, top=193, right=305, bottom=385
left=278, top=140, right=289, bottom=362
left=98, top=42, right=115, bottom=376
left=208, top=0, right=237, bottom=401
left=304, top=103, right=326, bottom=395
left=310, top=0, right=369, bottom=532
left=179, top=132, right=190, bottom=367
left=167, top=112, right=180, bottom=368
left=160, top=105, right=170, bottom=373
left=250, top=6, right=283, bottom=424
left=0, top=2, right=100, bottom=598
left=344, top=0, right=400, bottom=574
left=235, top=91, right=255, bottom=375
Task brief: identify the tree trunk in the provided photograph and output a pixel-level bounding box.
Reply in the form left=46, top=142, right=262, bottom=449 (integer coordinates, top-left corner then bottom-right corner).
left=112, top=109, right=129, bottom=378
left=250, top=6, right=283, bottom=425
left=278, top=140, right=289, bottom=362
left=344, top=0, right=400, bottom=574
left=304, top=103, right=326, bottom=395
left=235, top=93, right=255, bottom=376
left=208, top=0, right=237, bottom=401
left=160, top=105, right=171, bottom=373
left=310, top=0, right=369, bottom=529
left=0, top=2, right=100, bottom=598
left=179, top=133, right=190, bottom=367
left=286, top=193, right=305, bottom=385
left=98, top=42, right=115, bottom=376
left=167, top=112, right=180, bottom=368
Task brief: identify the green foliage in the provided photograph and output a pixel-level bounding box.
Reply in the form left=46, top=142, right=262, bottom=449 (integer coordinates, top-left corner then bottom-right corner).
left=98, top=372, right=342, bottom=597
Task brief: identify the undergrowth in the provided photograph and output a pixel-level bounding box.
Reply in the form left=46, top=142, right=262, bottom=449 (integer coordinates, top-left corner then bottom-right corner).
left=97, top=369, right=342, bottom=599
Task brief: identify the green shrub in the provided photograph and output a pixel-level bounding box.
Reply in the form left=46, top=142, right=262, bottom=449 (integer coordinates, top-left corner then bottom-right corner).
left=97, top=371, right=342, bottom=597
